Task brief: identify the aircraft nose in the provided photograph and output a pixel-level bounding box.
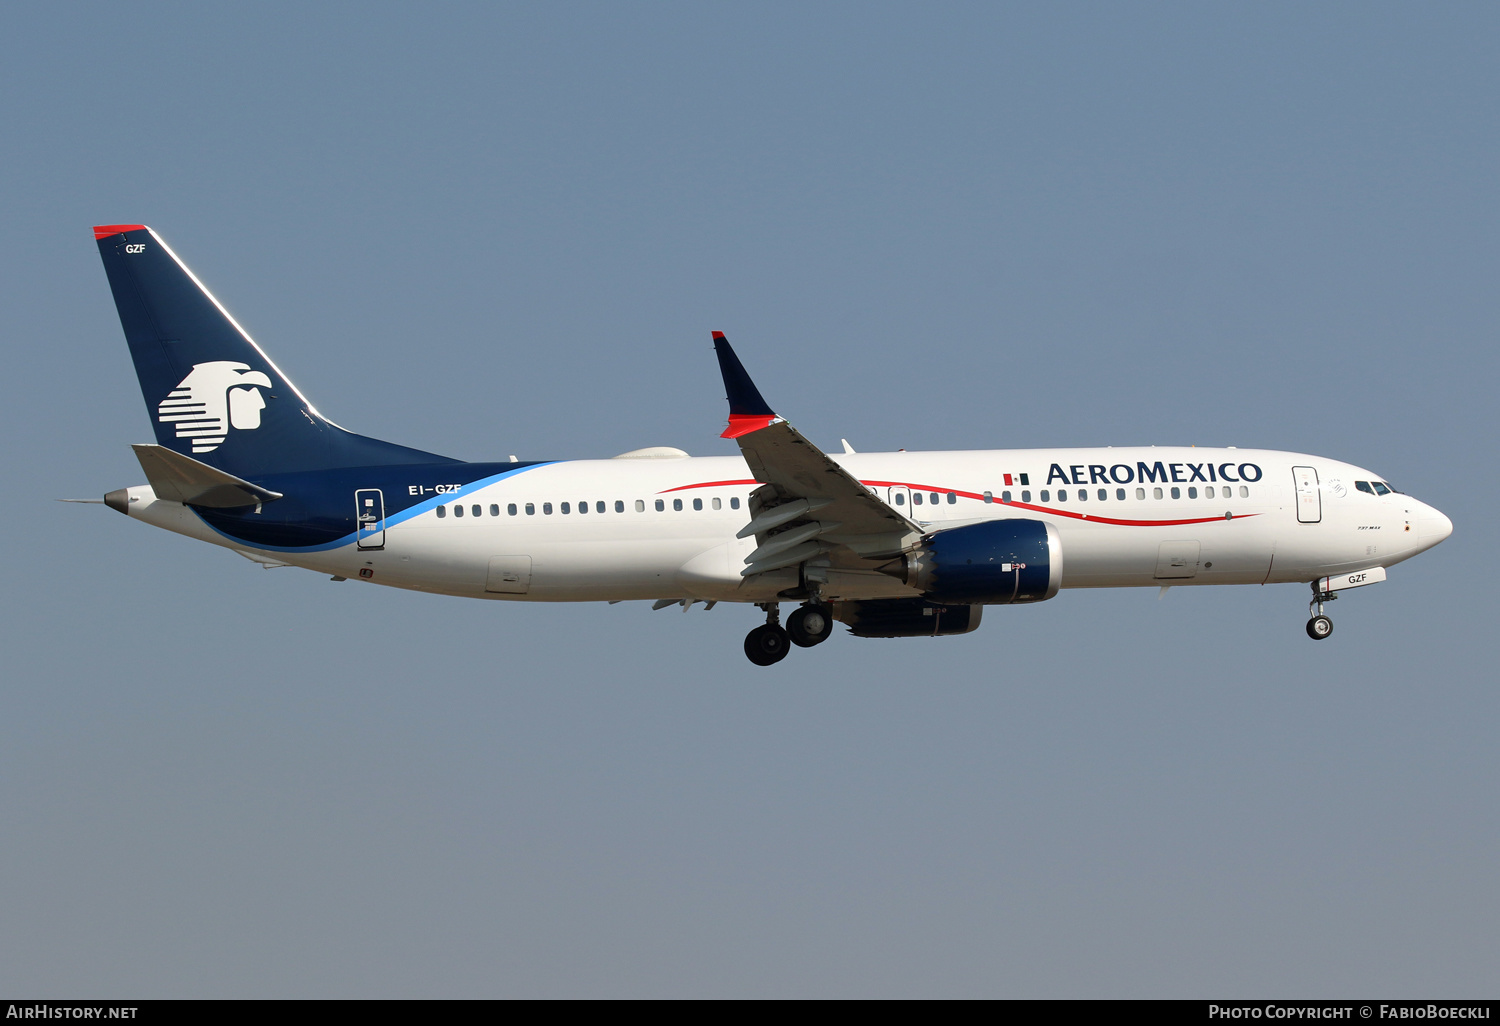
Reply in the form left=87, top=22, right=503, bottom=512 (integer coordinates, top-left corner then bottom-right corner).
left=1418, top=505, right=1453, bottom=547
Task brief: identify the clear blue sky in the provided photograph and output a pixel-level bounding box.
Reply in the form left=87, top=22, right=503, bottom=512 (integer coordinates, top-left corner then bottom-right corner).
left=1, top=2, right=1495, bottom=997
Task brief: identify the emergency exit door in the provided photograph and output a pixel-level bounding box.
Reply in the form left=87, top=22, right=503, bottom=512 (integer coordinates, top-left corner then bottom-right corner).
left=1293, top=467, right=1321, bottom=524
left=355, top=489, right=385, bottom=549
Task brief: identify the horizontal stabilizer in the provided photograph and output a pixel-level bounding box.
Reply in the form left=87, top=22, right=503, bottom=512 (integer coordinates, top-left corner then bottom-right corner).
left=131, top=443, right=284, bottom=508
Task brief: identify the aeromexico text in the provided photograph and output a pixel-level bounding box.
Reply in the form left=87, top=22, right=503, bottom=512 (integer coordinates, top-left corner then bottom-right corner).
left=1045, top=461, right=1264, bottom=486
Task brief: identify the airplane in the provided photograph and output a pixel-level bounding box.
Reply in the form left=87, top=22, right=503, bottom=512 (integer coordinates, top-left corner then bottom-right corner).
left=84, top=224, right=1453, bottom=665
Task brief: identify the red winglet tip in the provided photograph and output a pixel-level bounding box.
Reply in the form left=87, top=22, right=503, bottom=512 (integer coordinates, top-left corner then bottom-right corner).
left=711, top=330, right=726, bottom=341
left=721, top=413, right=776, bottom=439
left=93, top=224, right=147, bottom=240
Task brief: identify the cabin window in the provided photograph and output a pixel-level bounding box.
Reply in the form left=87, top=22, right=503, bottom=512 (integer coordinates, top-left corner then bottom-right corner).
left=436, top=505, right=447, bottom=518
left=1040, top=490, right=1050, bottom=502
left=1078, top=489, right=1088, bottom=501
left=507, top=503, right=517, bottom=516
left=673, top=498, right=683, bottom=511
left=1187, top=487, right=1197, bottom=499
left=1238, top=485, right=1249, bottom=498
left=560, top=502, right=570, bottom=514
left=1058, top=490, right=1068, bottom=501
left=1097, top=489, right=1107, bottom=501
left=597, top=501, right=606, bottom=513
left=1154, top=487, right=1163, bottom=499
left=582, top=500, right=592, bottom=514
left=454, top=504, right=464, bottom=517
left=947, top=492, right=957, bottom=504
left=634, top=500, right=645, bottom=512
left=691, top=497, right=701, bottom=511
left=929, top=492, right=939, bottom=504
left=543, top=502, right=553, bottom=515
left=894, top=492, right=905, bottom=505
left=983, top=491, right=993, bottom=503
left=472, top=504, right=482, bottom=517
left=1372, top=482, right=1391, bottom=496
left=712, top=497, right=722, bottom=510
left=525, top=503, right=535, bottom=515
left=1170, top=487, right=1181, bottom=499
left=490, top=504, right=500, bottom=516
left=730, top=497, right=741, bottom=509
left=1356, top=481, right=1374, bottom=495
left=1116, top=488, right=1125, bottom=500
left=1136, top=488, right=1145, bottom=499
left=1205, top=486, right=1215, bottom=499
left=1002, top=490, right=1012, bottom=503
left=912, top=492, right=923, bottom=505
left=655, top=499, right=665, bottom=511
left=1021, top=490, right=1031, bottom=502
left=616, top=500, right=625, bottom=512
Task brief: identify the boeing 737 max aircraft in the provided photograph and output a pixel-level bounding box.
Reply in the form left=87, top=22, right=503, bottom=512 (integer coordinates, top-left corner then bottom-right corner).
left=85, top=225, right=1453, bottom=665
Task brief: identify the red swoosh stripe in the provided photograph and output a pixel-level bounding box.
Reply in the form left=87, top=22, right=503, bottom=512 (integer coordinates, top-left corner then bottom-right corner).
left=660, top=477, right=1256, bottom=528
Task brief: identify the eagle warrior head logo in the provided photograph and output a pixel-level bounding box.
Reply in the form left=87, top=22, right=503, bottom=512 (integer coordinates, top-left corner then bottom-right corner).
left=157, top=361, right=273, bottom=454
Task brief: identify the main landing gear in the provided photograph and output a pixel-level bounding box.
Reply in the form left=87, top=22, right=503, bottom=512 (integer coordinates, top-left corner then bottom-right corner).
left=1306, top=582, right=1337, bottom=641
left=743, top=603, right=833, bottom=665
left=787, top=603, right=834, bottom=648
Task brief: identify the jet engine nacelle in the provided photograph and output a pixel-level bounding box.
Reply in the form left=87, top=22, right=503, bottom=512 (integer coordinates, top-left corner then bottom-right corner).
left=833, top=598, right=983, bottom=638
left=885, top=518, right=1063, bottom=605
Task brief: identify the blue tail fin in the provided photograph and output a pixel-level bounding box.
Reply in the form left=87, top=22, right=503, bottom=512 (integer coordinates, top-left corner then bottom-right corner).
left=94, top=225, right=460, bottom=476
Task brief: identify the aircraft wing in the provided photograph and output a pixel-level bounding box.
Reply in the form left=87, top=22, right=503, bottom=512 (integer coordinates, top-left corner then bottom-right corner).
left=713, top=332, right=921, bottom=576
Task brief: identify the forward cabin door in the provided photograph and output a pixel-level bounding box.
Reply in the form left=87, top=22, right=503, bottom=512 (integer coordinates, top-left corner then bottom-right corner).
left=1293, top=466, right=1322, bottom=524
left=355, top=489, right=385, bottom=549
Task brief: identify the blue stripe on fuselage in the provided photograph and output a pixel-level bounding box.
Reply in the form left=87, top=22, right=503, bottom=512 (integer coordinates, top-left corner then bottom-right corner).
left=191, top=461, right=556, bottom=552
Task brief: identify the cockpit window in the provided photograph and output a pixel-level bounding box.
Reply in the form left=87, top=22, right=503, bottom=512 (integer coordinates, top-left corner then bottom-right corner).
left=1356, top=481, right=1374, bottom=495
left=1380, top=481, right=1402, bottom=494
left=1371, top=482, right=1391, bottom=496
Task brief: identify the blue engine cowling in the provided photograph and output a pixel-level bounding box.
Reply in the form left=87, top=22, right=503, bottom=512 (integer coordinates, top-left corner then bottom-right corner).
left=902, top=518, right=1062, bottom=605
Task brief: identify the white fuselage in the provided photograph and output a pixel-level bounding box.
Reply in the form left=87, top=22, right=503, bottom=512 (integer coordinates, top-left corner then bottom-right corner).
left=118, top=446, right=1453, bottom=605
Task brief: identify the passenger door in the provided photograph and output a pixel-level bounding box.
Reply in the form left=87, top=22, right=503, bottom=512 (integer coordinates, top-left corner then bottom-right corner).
left=1293, top=466, right=1322, bottom=524
left=355, top=489, right=385, bottom=549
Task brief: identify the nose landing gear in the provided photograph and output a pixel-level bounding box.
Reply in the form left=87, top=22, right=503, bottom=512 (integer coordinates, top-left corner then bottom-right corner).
left=1306, top=583, right=1337, bottom=640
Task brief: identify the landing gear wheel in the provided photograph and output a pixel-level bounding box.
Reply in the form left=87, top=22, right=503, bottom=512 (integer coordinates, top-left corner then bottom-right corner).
left=744, top=624, right=791, bottom=666
left=1306, top=615, right=1333, bottom=640
left=787, top=605, right=834, bottom=648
